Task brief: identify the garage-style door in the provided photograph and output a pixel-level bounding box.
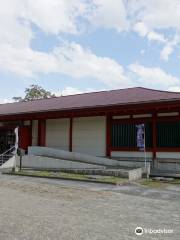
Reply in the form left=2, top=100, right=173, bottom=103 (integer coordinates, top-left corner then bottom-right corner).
left=72, top=116, right=106, bottom=156
left=46, top=119, right=69, bottom=150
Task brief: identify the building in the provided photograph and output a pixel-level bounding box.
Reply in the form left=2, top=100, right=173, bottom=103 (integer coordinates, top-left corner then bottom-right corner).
left=0, top=87, right=180, bottom=171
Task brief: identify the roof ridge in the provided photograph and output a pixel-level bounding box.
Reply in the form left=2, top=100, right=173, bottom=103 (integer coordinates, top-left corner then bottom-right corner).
left=1, top=86, right=180, bottom=107
left=137, top=86, right=180, bottom=94
left=1, top=87, right=141, bottom=106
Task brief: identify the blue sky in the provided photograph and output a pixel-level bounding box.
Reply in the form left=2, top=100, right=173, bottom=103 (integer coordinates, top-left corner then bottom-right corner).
left=1, top=0, right=180, bottom=102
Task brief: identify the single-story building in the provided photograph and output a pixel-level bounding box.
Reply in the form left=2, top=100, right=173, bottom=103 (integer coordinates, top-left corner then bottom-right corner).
left=0, top=87, right=180, bottom=171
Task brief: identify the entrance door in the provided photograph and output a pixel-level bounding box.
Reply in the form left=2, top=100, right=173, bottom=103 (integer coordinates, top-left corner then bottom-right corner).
left=0, top=129, right=15, bottom=154
left=19, top=126, right=32, bottom=151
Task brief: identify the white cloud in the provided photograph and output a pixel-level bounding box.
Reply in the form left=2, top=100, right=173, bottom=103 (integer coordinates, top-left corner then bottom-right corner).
left=87, top=0, right=129, bottom=32
left=129, top=1, right=180, bottom=60
left=24, top=0, right=129, bottom=34
left=58, top=87, right=82, bottom=96
left=0, top=0, right=33, bottom=48
left=26, top=0, right=87, bottom=35
left=0, top=44, right=58, bottom=77
left=133, top=22, right=148, bottom=37
left=133, top=22, right=166, bottom=43
left=168, top=86, right=180, bottom=92
left=0, top=0, right=130, bottom=48
left=55, top=87, right=97, bottom=96
left=0, top=41, right=131, bottom=88
left=161, top=45, right=173, bottom=61
left=128, top=0, right=180, bottom=31
left=0, top=0, right=180, bottom=88
left=0, top=0, right=132, bottom=88
left=147, top=31, right=166, bottom=43
left=160, top=34, right=180, bottom=61
left=0, top=98, right=13, bottom=104
left=53, top=42, right=131, bottom=88
left=129, top=63, right=180, bottom=90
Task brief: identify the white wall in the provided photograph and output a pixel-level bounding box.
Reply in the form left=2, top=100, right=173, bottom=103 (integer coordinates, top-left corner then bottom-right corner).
left=32, top=120, right=38, bottom=146
left=111, top=151, right=153, bottom=159
left=72, top=116, right=106, bottom=156
left=156, top=152, right=180, bottom=159
left=46, top=118, right=69, bottom=150
left=111, top=151, right=180, bottom=160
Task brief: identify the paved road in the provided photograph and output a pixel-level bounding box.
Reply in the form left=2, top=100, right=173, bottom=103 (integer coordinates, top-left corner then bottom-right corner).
left=0, top=173, right=179, bottom=240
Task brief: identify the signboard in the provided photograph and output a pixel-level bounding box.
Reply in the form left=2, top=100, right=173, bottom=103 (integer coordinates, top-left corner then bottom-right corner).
left=14, top=127, right=19, bottom=154
left=136, top=123, right=148, bottom=176
left=136, top=124, right=145, bottom=150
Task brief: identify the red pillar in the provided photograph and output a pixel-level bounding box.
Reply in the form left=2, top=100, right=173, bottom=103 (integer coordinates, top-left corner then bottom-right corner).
left=106, top=114, right=111, bottom=157
left=69, top=117, right=73, bottom=152
left=38, top=119, right=46, bottom=146
left=152, top=113, right=157, bottom=160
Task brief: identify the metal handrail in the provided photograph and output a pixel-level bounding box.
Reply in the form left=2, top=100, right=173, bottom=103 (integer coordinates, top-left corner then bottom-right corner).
left=0, top=146, right=15, bottom=166
left=0, top=146, right=15, bottom=157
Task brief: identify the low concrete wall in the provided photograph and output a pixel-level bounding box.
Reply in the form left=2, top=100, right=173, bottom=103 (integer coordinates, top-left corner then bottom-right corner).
left=16, top=155, right=105, bottom=170
left=156, top=152, right=180, bottom=159
left=111, top=151, right=153, bottom=159
left=57, top=168, right=142, bottom=180
left=111, top=157, right=152, bottom=169
left=154, top=158, right=180, bottom=173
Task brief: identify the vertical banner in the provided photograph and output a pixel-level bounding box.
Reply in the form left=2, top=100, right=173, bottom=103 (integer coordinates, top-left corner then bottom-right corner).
left=136, top=124, right=145, bottom=150
left=136, top=123, right=147, bottom=171
left=14, top=127, right=19, bottom=154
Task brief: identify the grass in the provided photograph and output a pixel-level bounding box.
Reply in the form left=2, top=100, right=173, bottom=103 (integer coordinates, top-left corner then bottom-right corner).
left=8, top=170, right=128, bottom=185
left=138, top=178, right=180, bottom=188
left=171, top=179, right=180, bottom=184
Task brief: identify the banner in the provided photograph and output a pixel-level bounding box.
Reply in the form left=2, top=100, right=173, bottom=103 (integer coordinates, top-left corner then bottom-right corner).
left=136, top=124, right=145, bottom=150
left=14, top=127, right=19, bottom=154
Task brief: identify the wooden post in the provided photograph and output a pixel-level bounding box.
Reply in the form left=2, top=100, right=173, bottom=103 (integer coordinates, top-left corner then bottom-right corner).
left=30, top=120, right=33, bottom=146
left=106, top=114, right=111, bottom=157
left=19, top=154, right=22, bottom=171
left=69, top=117, right=73, bottom=152
left=152, top=113, right=157, bottom=160
left=38, top=119, right=46, bottom=146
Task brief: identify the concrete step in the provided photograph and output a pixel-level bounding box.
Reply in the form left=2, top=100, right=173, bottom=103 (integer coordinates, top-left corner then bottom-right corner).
left=59, top=168, right=129, bottom=177
left=59, top=167, right=143, bottom=181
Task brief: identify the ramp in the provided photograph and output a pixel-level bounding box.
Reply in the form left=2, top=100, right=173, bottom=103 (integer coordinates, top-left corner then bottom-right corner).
left=28, top=146, right=124, bottom=167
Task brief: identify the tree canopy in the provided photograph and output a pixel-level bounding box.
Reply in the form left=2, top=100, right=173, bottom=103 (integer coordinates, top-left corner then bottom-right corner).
left=13, top=84, right=56, bottom=102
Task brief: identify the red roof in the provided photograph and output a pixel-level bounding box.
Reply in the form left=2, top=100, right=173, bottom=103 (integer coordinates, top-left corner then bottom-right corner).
left=1, top=87, right=180, bottom=116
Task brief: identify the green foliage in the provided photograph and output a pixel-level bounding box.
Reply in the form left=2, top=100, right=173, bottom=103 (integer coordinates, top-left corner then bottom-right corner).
left=13, top=84, right=56, bottom=102
left=9, top=170, right=127, bottom=185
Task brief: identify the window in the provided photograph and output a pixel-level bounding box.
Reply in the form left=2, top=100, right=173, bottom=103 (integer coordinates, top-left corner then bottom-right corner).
left=111, top=123, right=152, bottom=148
left=157, top=121, right=180, bottom=147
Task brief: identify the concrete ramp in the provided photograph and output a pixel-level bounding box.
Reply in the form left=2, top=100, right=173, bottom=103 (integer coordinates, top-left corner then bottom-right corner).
left=27, top=147, right=143, bottom=180
left=28, top=147, right=123, bottom=167
left=16, top=155, right=105, bottom=170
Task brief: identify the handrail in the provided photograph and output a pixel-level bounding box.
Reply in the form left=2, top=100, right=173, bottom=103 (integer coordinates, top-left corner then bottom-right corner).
left=0, top=146, right=15, bottom=157
left=0, top=146, right=16, bottom=166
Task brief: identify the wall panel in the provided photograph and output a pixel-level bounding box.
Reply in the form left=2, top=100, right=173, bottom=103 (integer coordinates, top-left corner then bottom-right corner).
left=46, top=118, right=69, bottom=150
left=72, top=116, right=106, bottom=156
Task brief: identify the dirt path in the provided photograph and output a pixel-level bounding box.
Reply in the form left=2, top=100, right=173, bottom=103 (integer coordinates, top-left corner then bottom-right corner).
left=0, top=173, right=179, bottom=240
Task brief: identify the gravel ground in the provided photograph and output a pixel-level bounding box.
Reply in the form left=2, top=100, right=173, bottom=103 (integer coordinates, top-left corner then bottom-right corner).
left=0, top=173, right=179, bottom=240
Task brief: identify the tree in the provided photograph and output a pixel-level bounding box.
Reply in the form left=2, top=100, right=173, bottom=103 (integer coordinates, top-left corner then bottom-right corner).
left=13, top=84, right=56, bottom=102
